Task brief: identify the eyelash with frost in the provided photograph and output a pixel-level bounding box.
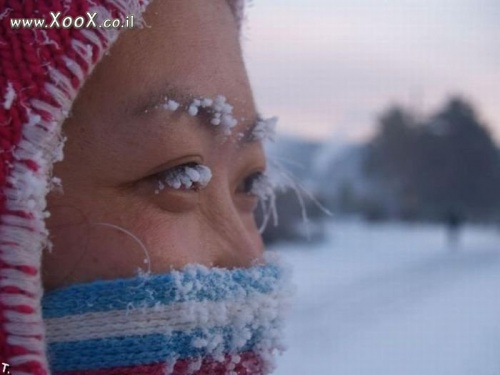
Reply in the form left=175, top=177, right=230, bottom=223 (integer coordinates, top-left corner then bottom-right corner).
left=249, top=172, right=278, bottom=233
left=250, top=173, right=274, bottom=200
left=256, top=159, right=333, bottom=236
left=155, top=164, right=212, bottom=194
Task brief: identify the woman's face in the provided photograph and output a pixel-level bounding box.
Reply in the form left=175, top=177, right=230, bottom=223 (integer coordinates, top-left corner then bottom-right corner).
left=42, top=0, right=265, bottom=290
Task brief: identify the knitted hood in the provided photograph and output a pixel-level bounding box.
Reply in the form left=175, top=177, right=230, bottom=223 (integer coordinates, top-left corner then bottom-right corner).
left=0, top=1, right=256, bottom=374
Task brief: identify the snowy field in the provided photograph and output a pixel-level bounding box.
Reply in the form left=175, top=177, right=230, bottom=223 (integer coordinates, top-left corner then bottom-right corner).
left=272, top=220, right=500, bottom=375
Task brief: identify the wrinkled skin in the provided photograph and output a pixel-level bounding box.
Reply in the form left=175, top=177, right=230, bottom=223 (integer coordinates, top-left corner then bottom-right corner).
left=43, top=0, right=266, bottom=291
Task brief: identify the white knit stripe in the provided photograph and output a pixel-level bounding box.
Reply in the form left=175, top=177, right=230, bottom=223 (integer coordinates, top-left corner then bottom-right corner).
left=62, top=57, right=85, bottom=83
left=7, top=335, right=44, bottom=352
left=44, top=291, right=282, bottom=344
left=31, top=99, right=63, bottom=118
left=1, top=293, right=38, bottom=307
left=0, top=2, right=150, bottom=372
left=0, top=272, right=39, bottom=291
left=3, top=81, right=15, bottom=109
left=4, top=321, right=45, bottom=336
left=0, top=268, right=38, bottom=283
left=70, top=39, right=94, bottom=67
left=1, top=1, right=251, bottom=373
left=0, top=242, right=42, bottom=266
left=4, top=309, right=43, bottom=323
left=1, top=213, right=33, bottom=228
left=9, top=354, right=45, bottom=366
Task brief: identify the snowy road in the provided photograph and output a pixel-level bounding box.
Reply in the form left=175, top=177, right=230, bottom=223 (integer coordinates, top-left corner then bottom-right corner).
left=272, top=220, right=500, bottom=375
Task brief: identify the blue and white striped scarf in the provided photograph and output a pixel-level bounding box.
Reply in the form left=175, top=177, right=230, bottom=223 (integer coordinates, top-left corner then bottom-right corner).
left=42, top=254, right=291, bottom=375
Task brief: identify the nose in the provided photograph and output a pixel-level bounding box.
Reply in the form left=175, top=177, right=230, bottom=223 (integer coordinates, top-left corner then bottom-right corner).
left=199, top=184, right=264, bottom=269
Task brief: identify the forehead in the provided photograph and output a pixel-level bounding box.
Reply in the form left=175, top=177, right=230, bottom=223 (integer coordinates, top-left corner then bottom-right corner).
left=72, top=0, right=256, bottom=124
left=62, top=0, right=261, bottom=179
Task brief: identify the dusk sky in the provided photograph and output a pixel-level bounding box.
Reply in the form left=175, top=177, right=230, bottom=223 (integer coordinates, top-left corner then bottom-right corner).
left=243, top=0, right=499, bottom=144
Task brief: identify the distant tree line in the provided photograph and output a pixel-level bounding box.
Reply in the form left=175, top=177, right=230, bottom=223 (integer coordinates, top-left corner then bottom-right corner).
left=261, top=95, right=500, bottom=244
left=361, top=96, right=500, bottom=222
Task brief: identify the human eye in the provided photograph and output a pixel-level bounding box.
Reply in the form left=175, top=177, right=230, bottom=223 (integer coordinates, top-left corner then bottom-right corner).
left=154, top=162, right=212, bottom=194
left=234, top=170, right=273, bottom=214
left=237, top=170, right=274, bottom=198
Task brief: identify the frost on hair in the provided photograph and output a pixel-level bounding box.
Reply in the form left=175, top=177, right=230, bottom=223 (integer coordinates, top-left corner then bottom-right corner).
left=249, top=172, right=278, bottom=233
left=160, top=92, right=280, bottom=143
left=162, top=94, right=239, bottom=135
left=250, top=116, right=278, bottom=142
left=163, top=98, right=180, bottom=111
left=156, top=164, right=213, bottom=193
left=256, top=158, right=332, bottom=238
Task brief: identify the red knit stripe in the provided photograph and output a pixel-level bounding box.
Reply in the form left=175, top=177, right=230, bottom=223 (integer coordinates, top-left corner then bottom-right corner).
left=54, top=363, right=166, bottom=375
left=53, top=352, right=264, bottom=375
left=0, top=1, right=145, bottom=374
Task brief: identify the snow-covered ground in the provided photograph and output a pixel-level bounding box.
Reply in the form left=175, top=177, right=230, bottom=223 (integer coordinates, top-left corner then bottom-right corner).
left=272, top=220, right=500, bottom=375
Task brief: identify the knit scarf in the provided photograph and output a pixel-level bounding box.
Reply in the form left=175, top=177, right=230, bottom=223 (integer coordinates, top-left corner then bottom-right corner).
left=41, top=255, right=291, bottom=375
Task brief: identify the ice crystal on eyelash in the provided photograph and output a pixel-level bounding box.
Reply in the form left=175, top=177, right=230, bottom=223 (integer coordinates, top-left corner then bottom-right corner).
left=250, top=172, right=278, bottom=233
left=221, top=114, right=238, bottom=129
left=187, top=99, right=202, bottom=116
left=251, top=116, right=278, bottom=142
left=188, top=105, right=199, bottom=116
left=156, top=164, right=213, bottom=193
left=211, top=113, right=222, bottom=126
left=201, top=98, right=213, bottom=107
left=250, top=173, right=274, bottom=200
left=258, top=158, right=333, bottom=237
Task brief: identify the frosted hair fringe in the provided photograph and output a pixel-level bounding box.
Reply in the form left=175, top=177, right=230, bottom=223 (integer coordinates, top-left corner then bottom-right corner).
left=258, top=155, right=332, bottom=238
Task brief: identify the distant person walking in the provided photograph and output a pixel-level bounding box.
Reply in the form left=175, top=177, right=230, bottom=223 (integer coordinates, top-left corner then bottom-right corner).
left=445, top=210, right=464, bottom=249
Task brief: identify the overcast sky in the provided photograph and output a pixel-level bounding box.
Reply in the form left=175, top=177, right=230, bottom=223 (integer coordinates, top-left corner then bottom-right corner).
left=243, top=0, right=499, bottom=144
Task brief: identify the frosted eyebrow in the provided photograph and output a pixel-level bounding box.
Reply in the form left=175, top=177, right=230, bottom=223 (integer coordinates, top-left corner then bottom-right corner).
left=238, top=117, right=262, bottom=144
left=126, top=83, right=195, bottom=117
left=124, top=82, right=268, bottom=144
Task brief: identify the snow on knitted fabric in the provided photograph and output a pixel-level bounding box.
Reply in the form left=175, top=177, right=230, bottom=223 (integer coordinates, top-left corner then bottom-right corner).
left=0, top=2, right=151, bottom=373
left=41, top=254, right=292, bottom=375
left=0, top=1, right=247, bottom=374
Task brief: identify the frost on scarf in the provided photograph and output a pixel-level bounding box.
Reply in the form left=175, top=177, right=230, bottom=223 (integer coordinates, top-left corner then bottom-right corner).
left=165, top=253, right=293, bottom=374
left=42, top=253, right=293, bottom=375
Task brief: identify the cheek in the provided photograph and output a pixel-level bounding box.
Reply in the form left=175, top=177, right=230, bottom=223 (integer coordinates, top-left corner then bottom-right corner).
left=152, top=192, right=200, bottom=213
left=141, top=215, right=213, bottom=269
left=43, top=172, right=265, bottom=290
left=43, top=204, right=91, bottom=290
left=143, top=209, right=264, bottom=271
left=43, top=201, right=156, bottom=290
